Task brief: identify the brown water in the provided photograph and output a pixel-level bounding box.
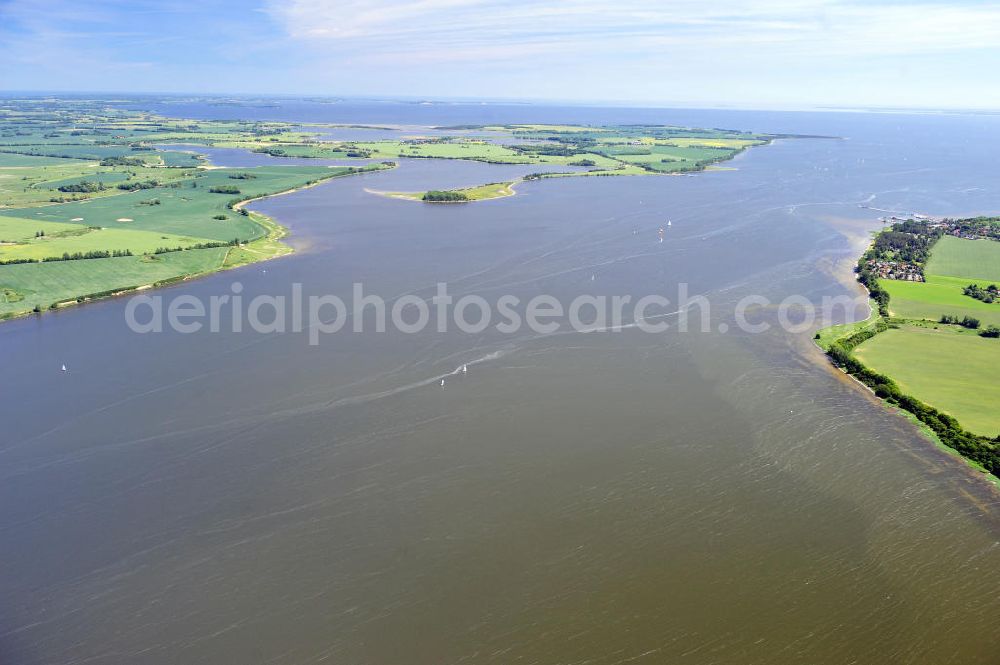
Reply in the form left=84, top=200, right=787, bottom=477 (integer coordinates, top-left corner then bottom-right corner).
left=2, top=105, right=1000, bottom=664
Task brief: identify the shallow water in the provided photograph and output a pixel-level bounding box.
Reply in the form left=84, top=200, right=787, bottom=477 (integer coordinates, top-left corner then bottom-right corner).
left=2, top=104, right=1000, bottom=664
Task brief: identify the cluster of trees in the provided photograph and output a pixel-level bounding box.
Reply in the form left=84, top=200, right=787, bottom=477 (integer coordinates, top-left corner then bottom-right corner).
left=228, top=173, right=257, bottom=180
left=117, top=179, right=159, bottom=191
left=422, top=190, right=468, bottom=202
left=100, top=156, right=146, bottom=167
left=568, top=158, right=596, bottom=166
left=827, top=323, right=1000, bottom=477
left=42, top=249, right=133, bottom=262
left=857, top=221, right=943, bottom=276
left=252, top=147, right=287, bottom=156
left=138, top=198, right=161, bottom=206
left=963, top=283, right=998, bottom=303
left=209, top=185, right=241, bottom=194
left=868, top=227, right=940, bottom=264
left=980, top=326, right=1000, bottom=338
left=34, top=230, right=45, bottom=238
left=58, top=180, right=104, bottom=193
left=939, top=314, right=981, bottom=329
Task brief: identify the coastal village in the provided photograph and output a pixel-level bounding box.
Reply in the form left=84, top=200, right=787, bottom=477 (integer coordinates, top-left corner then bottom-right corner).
left=865, top=257, right=925, bottom=281
left=863, top=211, right=1000, bottom=281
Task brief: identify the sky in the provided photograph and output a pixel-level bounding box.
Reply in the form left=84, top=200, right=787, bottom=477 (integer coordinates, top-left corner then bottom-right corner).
left=2, top=0, right=1000, bottom=109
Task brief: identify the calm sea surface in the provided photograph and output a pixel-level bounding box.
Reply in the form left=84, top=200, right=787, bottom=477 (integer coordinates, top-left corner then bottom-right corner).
left=3, top=101, right=1000, bottom=664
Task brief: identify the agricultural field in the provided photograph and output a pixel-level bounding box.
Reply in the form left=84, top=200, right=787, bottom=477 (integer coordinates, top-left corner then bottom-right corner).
left=0, top=248, right=229, bottom=318
left=924, top=235, right=1000, bottom=281
left=0, top=215, right=216, bottom=261
left=882, top=275, right=1000, bottom=326
left=0, top=98, right=393, bottom=318
left=881, top=236, right=1000, bottom=325
left=0, top=165, right=370, bottom=241
left=178, top=122, right=774, bottom=180
left=854, top=323, right=1000, bottom=437
left=0, top=162, right=194, bottom=207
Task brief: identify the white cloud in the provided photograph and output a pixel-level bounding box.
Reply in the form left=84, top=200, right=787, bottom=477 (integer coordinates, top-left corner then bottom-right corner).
left=267, top=0, right=1000, bottom=62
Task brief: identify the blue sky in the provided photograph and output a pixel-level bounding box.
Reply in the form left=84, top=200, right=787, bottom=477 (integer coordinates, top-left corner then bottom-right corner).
left=2, top=0, right=1000, bottom=109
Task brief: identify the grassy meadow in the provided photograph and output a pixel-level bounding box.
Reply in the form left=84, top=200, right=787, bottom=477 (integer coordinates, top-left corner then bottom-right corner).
left=0, top=165, right=360, bottom=241
left=854, top=323, right=1000, bottom=437
left=0, top=160, right=374, bottom=317
left=924, top=235, right=1000, bottom=281
left=0, top=216, right=215, bottom=262
left=0, top=248, right=229, bottom=318
left=882, top=275, right=1000, bottom=326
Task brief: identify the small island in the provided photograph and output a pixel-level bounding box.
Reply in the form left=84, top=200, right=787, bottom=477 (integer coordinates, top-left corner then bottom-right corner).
left=372, top=181, right=516, bottom=203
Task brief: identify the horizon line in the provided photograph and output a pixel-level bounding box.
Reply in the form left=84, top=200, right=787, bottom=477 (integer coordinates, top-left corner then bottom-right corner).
left=3, top=90, right=1000, bottom=117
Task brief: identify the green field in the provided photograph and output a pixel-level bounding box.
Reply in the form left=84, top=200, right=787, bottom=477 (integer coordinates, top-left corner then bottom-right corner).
left=0, top=153, right=90, bottom=167
left=0, top=161, right=378, bottom=318
left=0, top=248, right=229, bottom=318
left=0, top=96, right=394, bottom=319
left=882, top=275, right=1000, bottom=326
left=41, top=171, right=131, bottom=188
left=211, top=123, right=771, bottom=179
left=872, top=234, right=1000, bottom=433
left=0, top=216, right=215, bottom=261
left=924, top=235, right=1000, bottom=281
left=813, top=314, right=879, bottom=352
left=0, top=165, right=358, bottom=241
left=880, top=236, right=1000, bottom=325
left=0, top=161, right=195, bottom=207
left=854, top=324, right=1000, bottom=437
